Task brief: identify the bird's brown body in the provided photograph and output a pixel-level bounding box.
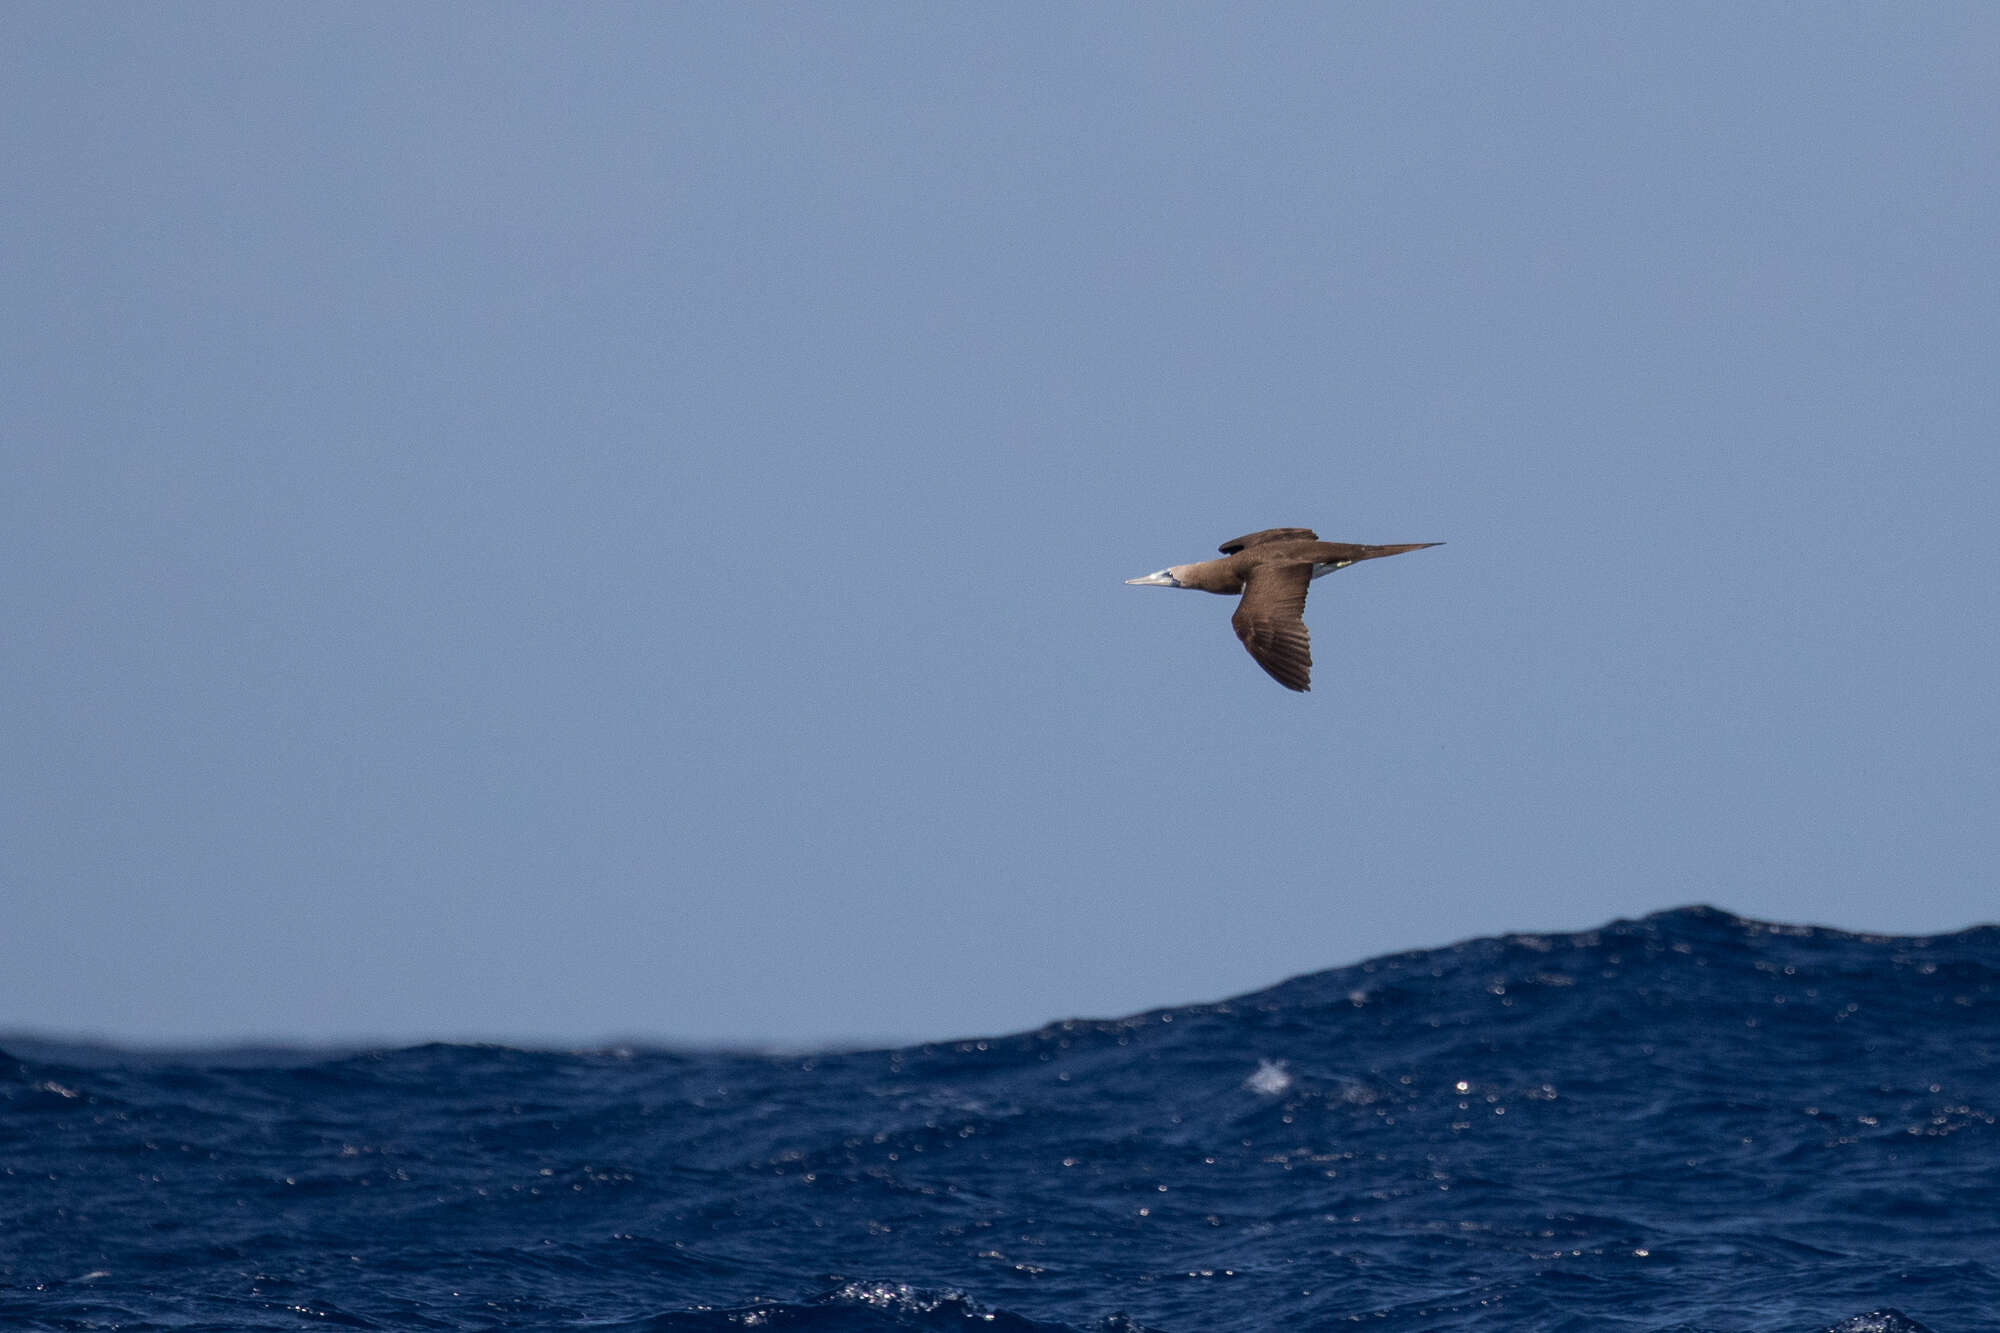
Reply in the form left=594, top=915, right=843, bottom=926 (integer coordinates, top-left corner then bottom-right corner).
left=1125, top=527, right=1440, bottom=692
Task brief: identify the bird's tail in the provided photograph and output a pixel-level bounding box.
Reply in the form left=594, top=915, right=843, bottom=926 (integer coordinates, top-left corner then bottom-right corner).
left=1355, top=541, right=1444, bottom=561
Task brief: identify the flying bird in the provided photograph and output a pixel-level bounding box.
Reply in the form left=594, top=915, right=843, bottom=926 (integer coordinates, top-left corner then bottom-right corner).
left=1125, top=527, right=1440, bottom=692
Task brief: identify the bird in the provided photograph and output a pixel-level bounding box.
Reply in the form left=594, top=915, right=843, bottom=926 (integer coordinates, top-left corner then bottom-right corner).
left=1125, top=527, right=1440, bottom=692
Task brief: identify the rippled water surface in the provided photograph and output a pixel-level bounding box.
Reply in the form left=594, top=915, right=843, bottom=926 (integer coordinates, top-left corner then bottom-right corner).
left=5, top=907, right=1996, bottom=1331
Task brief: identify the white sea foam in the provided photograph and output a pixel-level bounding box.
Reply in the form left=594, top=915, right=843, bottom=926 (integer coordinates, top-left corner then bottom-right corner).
left=1245, top=1058, right=1292, bottom=1095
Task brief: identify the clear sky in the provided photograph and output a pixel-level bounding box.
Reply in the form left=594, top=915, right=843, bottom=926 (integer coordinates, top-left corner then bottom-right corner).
left=6, top=6, right=1997, bottom=1048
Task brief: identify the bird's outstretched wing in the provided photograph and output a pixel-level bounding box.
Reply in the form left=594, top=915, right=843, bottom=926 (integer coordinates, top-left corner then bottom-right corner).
left=1218, top=527, right=1318, bottom=555
left=1230, top=563, right=1316, bottom=691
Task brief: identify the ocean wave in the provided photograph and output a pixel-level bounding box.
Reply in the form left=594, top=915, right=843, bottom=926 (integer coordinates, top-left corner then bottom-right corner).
left=4, top=907, right=1996, bottom=1331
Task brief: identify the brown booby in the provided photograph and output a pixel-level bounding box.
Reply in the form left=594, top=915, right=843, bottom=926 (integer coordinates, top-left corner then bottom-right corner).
left=1125, top=527, right=1440, bottom=692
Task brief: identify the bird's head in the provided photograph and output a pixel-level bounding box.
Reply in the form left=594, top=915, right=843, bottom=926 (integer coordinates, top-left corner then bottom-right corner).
left=1124, top=565, right=1189, bottom=589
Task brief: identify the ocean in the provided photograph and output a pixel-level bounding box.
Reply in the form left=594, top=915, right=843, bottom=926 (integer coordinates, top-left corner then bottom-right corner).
left=4, top=906, right=1995, bottom=1332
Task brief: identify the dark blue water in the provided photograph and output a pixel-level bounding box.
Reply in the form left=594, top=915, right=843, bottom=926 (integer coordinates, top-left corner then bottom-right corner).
left=5, top=907, right=1996, bottom=1332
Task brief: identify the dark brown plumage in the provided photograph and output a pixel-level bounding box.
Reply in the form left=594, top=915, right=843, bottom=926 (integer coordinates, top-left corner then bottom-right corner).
left=1125, top=527, right=1440, bottom=691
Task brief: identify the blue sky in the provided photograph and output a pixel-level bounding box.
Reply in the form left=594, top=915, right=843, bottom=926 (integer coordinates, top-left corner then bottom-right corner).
left=6, top=6, right=1997, bottom=1048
